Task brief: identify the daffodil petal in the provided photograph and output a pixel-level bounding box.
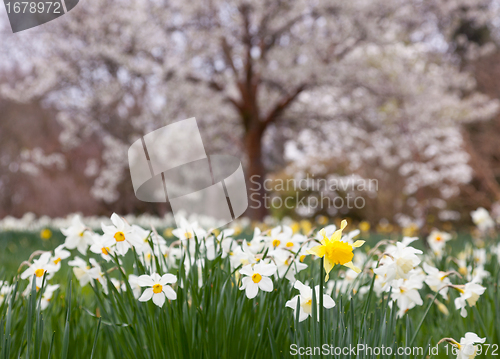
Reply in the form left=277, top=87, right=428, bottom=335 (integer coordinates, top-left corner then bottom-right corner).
left=340, top=220, right=347, bottom=230
left=352, top=240, right=365, bottom=248
left=343, top=261, right=361, bottom=274
left=306, top=245, right=326, bottom=258
left=330, top=229, right=342, bottom=242
left=323, top=257, right=334, bottom=282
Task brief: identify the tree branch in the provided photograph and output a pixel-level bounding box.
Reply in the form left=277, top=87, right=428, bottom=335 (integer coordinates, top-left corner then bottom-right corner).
left=262, top=83, right=308, bottom=127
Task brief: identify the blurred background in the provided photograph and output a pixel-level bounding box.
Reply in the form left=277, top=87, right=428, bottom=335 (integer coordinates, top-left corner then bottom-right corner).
left=1, top=0, right=500, bottom=231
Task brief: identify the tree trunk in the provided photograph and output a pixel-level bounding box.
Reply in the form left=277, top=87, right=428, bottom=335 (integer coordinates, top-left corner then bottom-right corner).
left=461, top=127, right=500, bottom=201
left=244, top=126, right=268, bottom=221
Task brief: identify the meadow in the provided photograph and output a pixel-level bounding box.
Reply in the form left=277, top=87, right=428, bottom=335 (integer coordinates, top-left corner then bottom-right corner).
left=0, top=214, right=498, bottom=359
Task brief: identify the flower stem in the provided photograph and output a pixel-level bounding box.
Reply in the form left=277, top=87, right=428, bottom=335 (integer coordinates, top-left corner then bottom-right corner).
left=319, top=257, right=324, bottom=356
left=409, top=289, right=440, bottom=347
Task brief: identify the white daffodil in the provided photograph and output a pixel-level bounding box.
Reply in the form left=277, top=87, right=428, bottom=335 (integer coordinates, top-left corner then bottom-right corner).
left=242, top=228, right=266, bottom=255
left=374, top=241, right=422, bottom=283
left=138, top=273, right=177, bottom=307
left=285, top=280, right=335, bottom=322
left=21, top=252, right=58, bottom=287
left=162, top=246, right=183, bottom=269
left=138, top=243, right=168, bottom=273
left=205, top=229, right=235, bottom=260
left=456, top=332, right=486, bottom=359
left=228, top=245, right=257, bottom=269
left=471, top=207, right=494, bottom=231
left=132, top=225, right=153, bottom=252
left=90, top=260, right=110, bottom=294
left=102, top=213, right=142, bottom=256
left=69, top=257, right=109, bottom=294
left=0, top=281, right=14, bottom=305
left=472, top=249, right=487, bottom=266
left=172, top=217, right=207, bottom=243
left=455, top=252, right=469, bottom=277
left=50, top=245, right=71, bottom=271
left=68, top=257, right=101, bottom=288
left=468, top=266, right=490, bottom=283
left=272, top=249, right=307, bottom=282
left=427, top=230, right=452, bottom=258
left=265, top=225, right=293, bottom=250
left=422, top=262, right=451, bottom=300
left=440, top=332, right=486, bottom=359
left=110, top=278, right=121, bottom=292
left=123, top=274, right=142, bottom=299
left=239, top=262, right=277, bottom=299
left=275, top=233, right=305, bottom=253
left=132, top=225, right=167, bottom=255
left=89, top=234, right=116, bottom=261
left=181, top=257, right=205, bottom=288
left=385, top=236, right=419, bottom=251
left=40, top=284, right=59, bottom=310
left=454, top=281, right=486, bottom=318
left=61, top=215, right=93, bottom=255
left=390, top=277, right=424, bottom=317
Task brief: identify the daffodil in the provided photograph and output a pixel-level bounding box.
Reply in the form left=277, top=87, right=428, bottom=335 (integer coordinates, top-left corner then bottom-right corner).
left=468, top=266, right=490, bottom=283
left=229, top=245, right=257, bottom=269
left=0, top=281, right=14, bottom=305
left=132, top=225, right=167, bottom=255
left=89, top=234, right=115, bottom=261
left=453, top=281, right=486, bottom=318
left=40, top=229, right=52, bottom=240
left=272, top=249, right=307, bottom=282
left=102, top=213, right=142, bottom=256
left=50, top=245, right=70, bottom=270
left=205, top=229, right=235, bottom=260
left=241, top=228, right=265, bottom=255
left=110, top=278, right=122, bottom=292
left=123, top=274, right=142, bottom=299
left=285, top=280, right=335, bottom=322
left=427, top=230, right=452, bottom=258
left=61, top=215, right=93, bottom=255
left=374, top=240, right=422, bottom=283
left=40, top=284, right=59, bottom=310
left=422, top=262, right=451, bottom=300
left=239, top=262, right=277, bottom=299
left=307, top=220, right=365, bottom=281
left=439, top=332, right=486, bottom=359
left=265, top=225, right=293, bottom=251
left=300, top=220, right=312, bottom=235
left=20, top=252, right=57, bottom=287
left=359, top=221, right=370, bottom=232
left=138, top=273, right=177, bottom=307
left=471, top=207, right=494, bottom=231
left=472, top=248, right=487, bottom=266
left=390, top=277, right=424, bottom=317
left=172, top=217, right=207, bottom=244
left=456, top=333, right=486, bottom=359
left=68, top=257, right=101, bottom=288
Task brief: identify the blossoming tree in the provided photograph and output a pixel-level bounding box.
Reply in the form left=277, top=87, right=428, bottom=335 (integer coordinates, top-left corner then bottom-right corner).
left=0, top=0, right=498, bottom=220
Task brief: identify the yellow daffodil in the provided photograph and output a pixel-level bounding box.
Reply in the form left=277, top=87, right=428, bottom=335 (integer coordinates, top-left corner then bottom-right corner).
left=307, top=220, right=365, bottom=281
left=359, top=221, right=370, bottom=232
left=40, top=228, right=52, bottom=240
left=300, top=220, right=312, bottom=235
